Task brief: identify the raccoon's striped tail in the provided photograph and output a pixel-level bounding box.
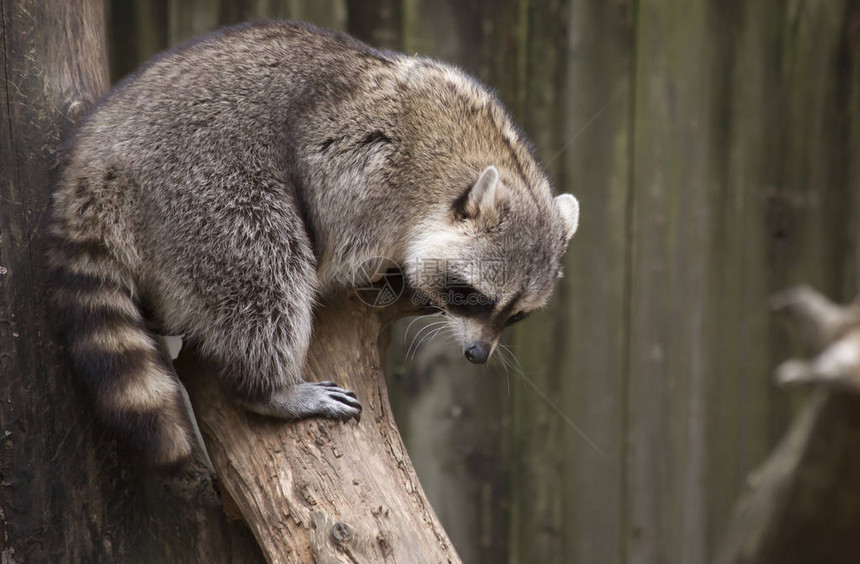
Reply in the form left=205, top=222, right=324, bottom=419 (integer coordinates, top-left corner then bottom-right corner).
left=48, top=235, right=194, bottom=466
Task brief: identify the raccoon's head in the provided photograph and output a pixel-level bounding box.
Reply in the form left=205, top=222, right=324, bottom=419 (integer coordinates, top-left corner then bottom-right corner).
left=405, top=165, right=579, bottom=364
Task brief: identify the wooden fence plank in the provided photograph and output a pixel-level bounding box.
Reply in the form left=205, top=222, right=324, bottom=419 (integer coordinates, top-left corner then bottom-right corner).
left=557, top=0, right=635, bottom=562
left=778, top=0, right=853, bottom=298
left=507, top=1, right=572, bottom=563
left=106, top=0, right=168, bottom=82
left=346, top=0, right=401, bottom=49
left=168, top=0, right=219, bottom=44
left=701, top=1, right=776, bottom=556
left=168, top=0, right=346, bottom=45
left=849, top=1, right=860, bottom=298
left=627, top=1, right=713, bottom=562
left=701, top=0, right=801, bottom=555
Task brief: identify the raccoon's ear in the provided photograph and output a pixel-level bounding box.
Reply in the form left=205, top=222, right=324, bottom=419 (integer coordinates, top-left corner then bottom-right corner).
left=462, top=165, right=503, bottom=225
left=555, top=193, right=580, bottom=241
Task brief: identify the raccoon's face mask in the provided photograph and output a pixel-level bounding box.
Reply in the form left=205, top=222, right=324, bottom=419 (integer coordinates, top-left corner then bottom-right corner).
left=405, top=165, right=579, bottom=364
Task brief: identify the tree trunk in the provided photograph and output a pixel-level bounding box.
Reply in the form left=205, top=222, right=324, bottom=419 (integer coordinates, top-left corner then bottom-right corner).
left=0, top=1, right=457, bottom=562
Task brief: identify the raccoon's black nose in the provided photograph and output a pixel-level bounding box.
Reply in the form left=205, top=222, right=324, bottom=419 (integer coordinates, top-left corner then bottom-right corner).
left=465, top=343, right=489, bottom=364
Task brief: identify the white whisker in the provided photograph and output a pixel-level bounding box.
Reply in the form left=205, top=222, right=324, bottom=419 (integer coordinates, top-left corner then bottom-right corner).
left=496, top=352, right=512, bottom=396
left=514, top=368, right=606, bottom=459
left=494, top=344, right=604, bottom=457
left=409, top=324, right=447, bottom=360
left=405, top=319, right=435, bottom=359
left=545, top=105, right=607, bottom=165
left=403, top=312, right=442, bottom=343
left=406, top=320, right=447, bottom=360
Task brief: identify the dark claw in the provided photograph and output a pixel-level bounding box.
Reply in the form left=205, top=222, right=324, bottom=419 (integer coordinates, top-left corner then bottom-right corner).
left=307, top=381, right=362, bottom=423
left=328, top=392, right=362, bottom=410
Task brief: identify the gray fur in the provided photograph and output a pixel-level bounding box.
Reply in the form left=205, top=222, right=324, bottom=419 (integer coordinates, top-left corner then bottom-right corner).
left=49, top=21, right=578, bottom=465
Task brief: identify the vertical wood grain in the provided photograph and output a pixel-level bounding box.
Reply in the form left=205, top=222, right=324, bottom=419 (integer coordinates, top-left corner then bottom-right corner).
left=106, top=0, right=168, bottom=82
left=557, top=0, right=635, bottom=562
left=627, top=1, right=713, bottom=561
left=703, top=0, right=786, bottom=555
left=848, top=1, right=860, bottom=297
left=507, top=1, right=572, bottom=562
left=167, top=0, right=219, bottom=44
left=168, top=0, right=346, bottom=44
left=346, top=0, right=401, bottom=49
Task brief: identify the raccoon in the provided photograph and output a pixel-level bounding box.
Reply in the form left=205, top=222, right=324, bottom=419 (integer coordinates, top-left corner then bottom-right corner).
left=48, top=21, right=579, bottom=466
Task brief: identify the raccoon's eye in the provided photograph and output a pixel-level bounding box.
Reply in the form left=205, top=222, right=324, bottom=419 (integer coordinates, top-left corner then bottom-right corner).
left=506, top=311, right=530, bottom=326
left=446, top=285, right=495, bottom=316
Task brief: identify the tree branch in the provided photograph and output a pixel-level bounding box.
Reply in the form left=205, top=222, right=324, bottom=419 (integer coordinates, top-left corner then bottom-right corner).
left=179, top=291, right=461, bottom=563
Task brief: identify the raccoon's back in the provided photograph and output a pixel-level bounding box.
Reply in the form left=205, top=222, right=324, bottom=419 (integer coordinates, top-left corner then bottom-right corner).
left=59, top=21, right=394, bottom=242
left=71, top=21, right=389, bottom=169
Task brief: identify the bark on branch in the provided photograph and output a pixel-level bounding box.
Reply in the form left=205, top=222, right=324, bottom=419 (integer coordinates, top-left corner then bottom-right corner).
left=717, top=287, right=860, bottom=564
left=178, top=292, right=461, bottom=563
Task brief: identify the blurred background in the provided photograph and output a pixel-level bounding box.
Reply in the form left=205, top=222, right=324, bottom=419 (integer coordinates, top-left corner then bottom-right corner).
left=105, top=1, right=859, bottom=562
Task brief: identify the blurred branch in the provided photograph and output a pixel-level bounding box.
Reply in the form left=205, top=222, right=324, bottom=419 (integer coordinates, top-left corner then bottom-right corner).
left=717, top=286, right=860, bottom=564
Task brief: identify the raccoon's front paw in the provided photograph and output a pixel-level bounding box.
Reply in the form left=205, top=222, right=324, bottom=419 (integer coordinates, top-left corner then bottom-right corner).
left=259, top=381, right=362, bottom=423
left=306, top=381, right=363, bottom=422
left=244, top=381, right=363, bottom=422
